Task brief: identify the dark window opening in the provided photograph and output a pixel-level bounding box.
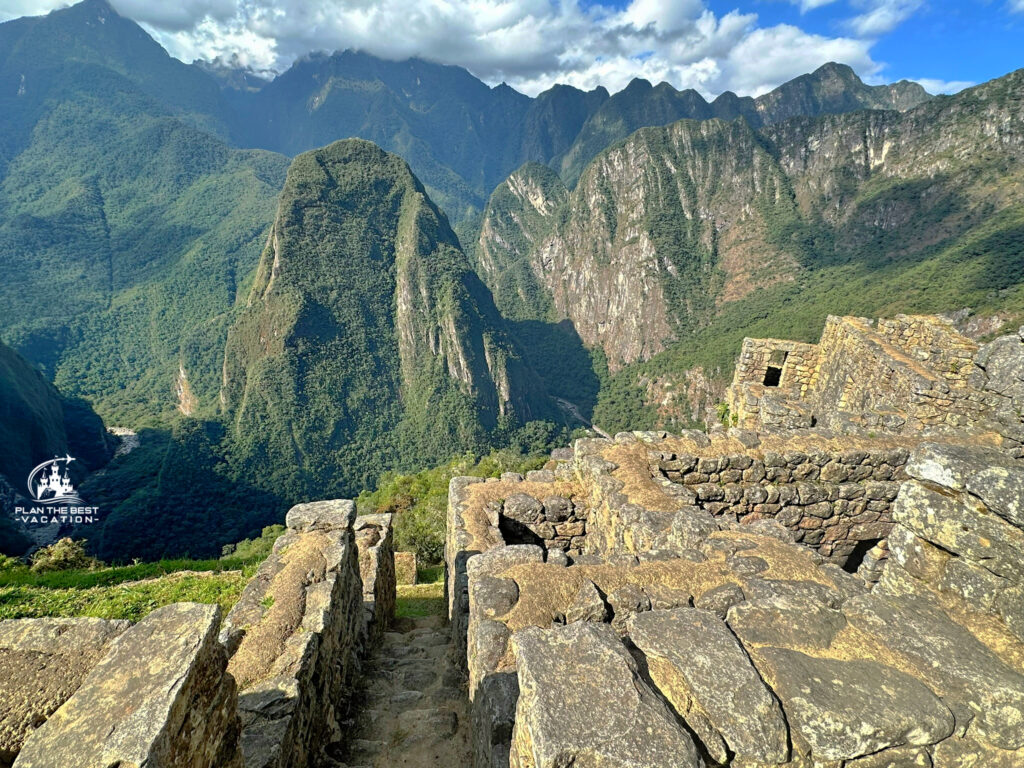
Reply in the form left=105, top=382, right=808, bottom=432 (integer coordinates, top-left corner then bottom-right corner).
left=499, top=516, right=545, bottom=548
left=763, top=366, right=783, bottom=387
left=843, top=538, right=882, bottom=573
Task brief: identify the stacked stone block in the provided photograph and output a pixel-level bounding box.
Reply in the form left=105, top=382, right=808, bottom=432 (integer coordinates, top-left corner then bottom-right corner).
left=220, top=499, right=366, bottom=768
left=451, top=429, right=1024, bottom=768
left=355, top=513, right=396, bottom=644
left=728, top=315, right=1005, bottom=434
left=651, top=443, right=907, bottom=564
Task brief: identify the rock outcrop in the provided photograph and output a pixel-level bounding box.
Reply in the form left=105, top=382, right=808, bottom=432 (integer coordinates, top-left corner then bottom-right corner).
left=447, top=316, right=1024, bottom=768
left=13, top=604, right=241, bottom=768
left=476, top=70, right=1023, bottom=378
left=0, top=617, right=129, bottom=766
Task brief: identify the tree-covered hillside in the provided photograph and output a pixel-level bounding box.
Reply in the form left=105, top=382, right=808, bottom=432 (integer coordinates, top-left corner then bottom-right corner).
left=0, top=0, right=289, bottom=424
left=221, top=139, right=555, bottom=501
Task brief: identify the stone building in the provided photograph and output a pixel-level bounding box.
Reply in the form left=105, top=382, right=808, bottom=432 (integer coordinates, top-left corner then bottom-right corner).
left=727, top=314, right=1002, bottom=441
left=448, top=319, right=1024, bottom=768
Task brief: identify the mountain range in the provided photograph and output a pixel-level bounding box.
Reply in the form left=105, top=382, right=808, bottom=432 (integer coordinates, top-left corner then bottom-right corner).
left=0, top=0, right=1021, bottom=560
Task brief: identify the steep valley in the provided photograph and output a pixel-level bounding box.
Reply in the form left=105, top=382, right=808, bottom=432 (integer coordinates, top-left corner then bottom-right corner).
left=0, top=0, right=1022, bottom=563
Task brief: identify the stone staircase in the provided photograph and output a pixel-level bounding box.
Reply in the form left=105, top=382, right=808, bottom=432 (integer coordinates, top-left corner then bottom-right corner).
left=334, top=614, right=470, bottom=768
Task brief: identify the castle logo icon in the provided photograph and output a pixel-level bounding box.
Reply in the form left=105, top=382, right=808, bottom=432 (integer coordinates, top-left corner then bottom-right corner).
left=27, top=455, right=82, bottom=505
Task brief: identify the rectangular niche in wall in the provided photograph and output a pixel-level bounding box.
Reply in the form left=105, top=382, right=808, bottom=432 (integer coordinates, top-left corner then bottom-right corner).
left=763, top=349, right=788, bottom=387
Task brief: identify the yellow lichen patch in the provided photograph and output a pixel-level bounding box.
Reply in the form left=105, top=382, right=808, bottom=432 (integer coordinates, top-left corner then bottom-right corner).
left=917, top=581, right=1024, bottom=672
left=496, top=559, right=741, bottom=633
left=604, top=443, right=680, bottom=513
left=227, top=531, right=329, bottom=689
left=707, top=531, right=836, bottom=588
left=460, top=478, right=581, bottom=552
left=822, top=622, right=921, bottom=677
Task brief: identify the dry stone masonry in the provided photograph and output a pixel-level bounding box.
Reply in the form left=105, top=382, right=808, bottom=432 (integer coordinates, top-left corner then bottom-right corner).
left=0, top=501, right=396, bottom=768
left=728, top=314, right=1020, bottom=448
left=448, top=317, right=1024, bottom=768
left=2, top=313, right=1022, bottom=768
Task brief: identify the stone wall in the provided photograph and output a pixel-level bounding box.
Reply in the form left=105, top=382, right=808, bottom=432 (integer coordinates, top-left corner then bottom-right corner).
left=728, top=315, right=998, bottom=434
left=220, top=500, right=366, bottom=768
left=649, top=438, right=907, bottom=566
left=454, top=431, right=1024, bottom=768
left=13, top=604, right=242, bottom=768
left=494, top=470, right=586, bottom=556
left=355, top=513, right=396, bottom=644
left=875, top=314, right=978, bottom=390
left=0, top=617, right=129, bottom=767
left=445, top=467, right=576, bottom=660
left=810, top=315, right=985, bottom=431
left=730, top=337, right=819, bottom=395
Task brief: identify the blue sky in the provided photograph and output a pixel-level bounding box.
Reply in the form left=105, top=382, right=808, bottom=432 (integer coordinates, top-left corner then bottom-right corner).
left=1, top=0, right=1021, bottom=96
left=716, top=0, right=1022, bottom=90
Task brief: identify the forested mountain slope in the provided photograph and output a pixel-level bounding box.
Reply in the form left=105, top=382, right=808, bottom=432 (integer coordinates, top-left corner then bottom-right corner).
left=476, top=69, right=1024, bottom=428
left=221, top=139, right=549, bottom=500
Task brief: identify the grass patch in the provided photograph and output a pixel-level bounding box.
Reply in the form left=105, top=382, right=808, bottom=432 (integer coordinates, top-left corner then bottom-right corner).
left=0, top=571, right=247, bottom=622
left=416, top=564, right=444, bottom=584
left=0, top=525, right=284, bottom=622
left=396, top=582, right=445, bottom=619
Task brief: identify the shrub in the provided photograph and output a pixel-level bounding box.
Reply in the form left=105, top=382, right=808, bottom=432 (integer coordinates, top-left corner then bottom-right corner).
left=30, top=538, right=101, bottom=573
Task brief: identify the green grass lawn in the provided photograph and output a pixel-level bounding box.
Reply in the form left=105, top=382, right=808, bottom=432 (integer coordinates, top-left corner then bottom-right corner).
left=0, top=571, right=248, bottom=622
left=395, top=564, right=445, bottom=619
left=0, top=527, right=283, bottom=622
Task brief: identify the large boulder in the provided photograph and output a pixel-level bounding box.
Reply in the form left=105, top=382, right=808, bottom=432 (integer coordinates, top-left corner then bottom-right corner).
left=509, top=622, right=701, bottom=768
left=905, top=443, right=1024, bottom=532
left=752, top=648, right=954, bottom=761
left=628, top=608, right=788, bottom=764
left=13, top=604, right=241, bottom=768
left=843, top=592, right=1024, bottom=750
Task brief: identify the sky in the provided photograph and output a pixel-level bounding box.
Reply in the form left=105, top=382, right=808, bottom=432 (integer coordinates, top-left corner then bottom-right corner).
left=0, top=0, right=1020, bottom=97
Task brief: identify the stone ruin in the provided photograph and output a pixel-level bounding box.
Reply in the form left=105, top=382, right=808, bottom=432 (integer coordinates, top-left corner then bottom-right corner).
left=728, top=314, right=1023, bottom=455
left=1, top=313, right=1022, bottom=768
left=0, top=503, right=396, bottom=768
left=447, top=316, right=1024, bottom=768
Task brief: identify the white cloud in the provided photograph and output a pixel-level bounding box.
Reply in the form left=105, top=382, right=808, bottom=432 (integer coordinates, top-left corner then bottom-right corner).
left=0, top=0, right=938, bottom=99
left=1010, top=0, right=1024, bottom=12
left=847, top=0, right=923, bottom=37
left=911, top=77, right=974, bottom=94
left=796, top=0, right=843, bottom=12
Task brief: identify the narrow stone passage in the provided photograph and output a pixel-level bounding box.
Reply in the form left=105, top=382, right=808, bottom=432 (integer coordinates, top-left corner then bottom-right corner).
left=336, top=614, right=471, bottom=768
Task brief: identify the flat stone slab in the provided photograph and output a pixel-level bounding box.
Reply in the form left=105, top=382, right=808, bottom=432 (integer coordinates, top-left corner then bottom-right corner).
left=753, top=647, right=954, bottom=761
left=628, top=607, right=789, bottom=764
left=285, top=499, right=356, bottom=531
left=844, top=592, right=1024, bottom=750
left=13, top=603, right=240, bottom=768
left=510, top=622, right=701, bottom=768
left=906, top=443, right=1024, bottom=530
left=0, top=618, right=130, bottom=760
left=727, top=595, right=847, bottom=651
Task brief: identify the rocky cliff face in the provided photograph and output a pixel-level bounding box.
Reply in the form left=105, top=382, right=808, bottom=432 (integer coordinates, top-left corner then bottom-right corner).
left=556, top=62, right=931, bottom=186
left=222, top=139, right=544, bottom=498
left=480, top=119, right=804, bottom=368
left=480, top=69, right=1024, bottom=378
